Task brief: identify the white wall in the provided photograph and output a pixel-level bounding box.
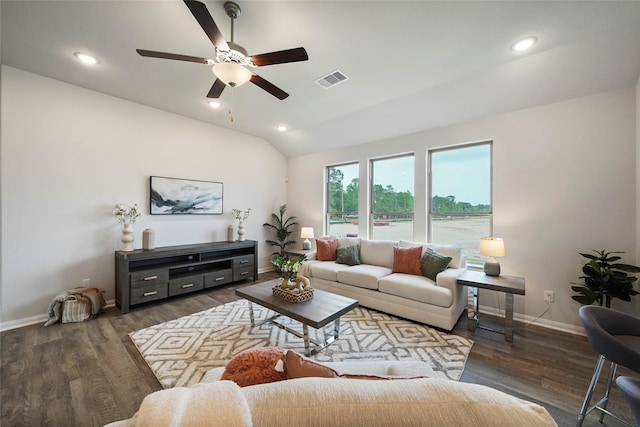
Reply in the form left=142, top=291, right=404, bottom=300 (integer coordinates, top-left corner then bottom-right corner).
left=287, top=86, right=638, bottom=332
left=1, top=66, right=287, bottom=328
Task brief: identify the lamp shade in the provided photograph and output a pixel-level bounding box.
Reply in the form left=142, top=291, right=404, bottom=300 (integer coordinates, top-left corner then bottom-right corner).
left=300, top=227, right=314, bottom=239
left=212, top=62, right=252, bottom=87
left=479, top=237, right=505, bottom=257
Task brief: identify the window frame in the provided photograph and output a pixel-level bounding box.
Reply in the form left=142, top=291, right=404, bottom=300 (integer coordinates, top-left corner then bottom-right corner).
left=325, top=162, right=359, bottom=237
left=427, top=141, right=493, bottom=264
left=369, top=153, right=415, bottom=240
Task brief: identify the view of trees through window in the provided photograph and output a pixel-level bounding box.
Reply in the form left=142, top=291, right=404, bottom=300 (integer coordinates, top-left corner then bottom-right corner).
left=325, top=143, right=491, bottom=259
left=371, top=155, right=414, bottom=240
left=429, top=142, right=492, bottom=264
left=326, top=163, right=358, bottom=237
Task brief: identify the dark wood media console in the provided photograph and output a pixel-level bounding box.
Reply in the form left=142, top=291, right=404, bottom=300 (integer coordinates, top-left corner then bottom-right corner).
left=115, top=240, right=258, bottom=313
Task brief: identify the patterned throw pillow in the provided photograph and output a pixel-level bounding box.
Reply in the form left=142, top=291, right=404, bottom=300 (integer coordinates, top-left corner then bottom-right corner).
left=316, top=238, right=338, bottom=261
left=221, top=347, right=287, bottom=387
left=392, top=246, right=423, bottom=275
left=421, top=248, right=452, bottom=281
left=336, top=244, right=361, bottom=266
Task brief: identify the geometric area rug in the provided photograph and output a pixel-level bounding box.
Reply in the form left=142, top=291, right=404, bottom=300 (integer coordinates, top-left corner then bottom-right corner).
left=129, top=300, right=474, bottom=389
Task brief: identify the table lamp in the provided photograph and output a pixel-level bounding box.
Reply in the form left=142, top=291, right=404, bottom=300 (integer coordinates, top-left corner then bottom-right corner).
left=479, top=237, right=505, bottom=276
left=301, top=227, right=314, bottom=250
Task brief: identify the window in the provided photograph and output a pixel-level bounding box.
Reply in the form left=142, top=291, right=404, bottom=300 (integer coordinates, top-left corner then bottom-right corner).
left=428, top=142, right=492, bottom=265
left=326, top=163, right=359, bottom=237
left=370, top=155, right=414, bottom=240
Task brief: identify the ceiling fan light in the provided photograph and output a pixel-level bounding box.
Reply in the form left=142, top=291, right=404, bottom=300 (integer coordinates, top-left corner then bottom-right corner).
left=212, top=62, right=252, bottom=87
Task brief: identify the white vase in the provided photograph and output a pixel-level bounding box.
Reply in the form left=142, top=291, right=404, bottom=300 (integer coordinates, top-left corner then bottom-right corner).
left=121, top=223, right=135, bottom=251
left=237, top=220, right=245, bottom=241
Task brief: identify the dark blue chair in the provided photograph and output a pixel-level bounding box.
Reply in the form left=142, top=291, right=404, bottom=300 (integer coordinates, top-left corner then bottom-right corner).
left=577, top=306, right=640, bottom=427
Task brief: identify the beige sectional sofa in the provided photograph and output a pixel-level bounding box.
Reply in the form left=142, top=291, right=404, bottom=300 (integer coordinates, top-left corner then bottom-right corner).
left=106, top=358, right=558, bottom=426
left=302, top=238, right=468, bottom=331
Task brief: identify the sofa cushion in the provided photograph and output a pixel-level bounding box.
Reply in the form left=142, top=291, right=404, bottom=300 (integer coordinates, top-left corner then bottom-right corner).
left=308, top=261, right=350, bottom=282
left=221, top=347, right=287, bottom=387
left=360, top=239, right=397, bottom=268
left=378, top=273, right=454, bottom=308
left=338, top=236, right=361, bottom=248
left=242, top=377, right=558, bottom=427
left=336, top=264, right=392, bottom=290
left=393, top=246, right=422, bottom=275
left=421, top=248, right=452, bottom=281
left=336, top=244, right=361, bottom=266
left=315, top=238, right=338, bottom=261
left=399, top=240, right=464, bottom=269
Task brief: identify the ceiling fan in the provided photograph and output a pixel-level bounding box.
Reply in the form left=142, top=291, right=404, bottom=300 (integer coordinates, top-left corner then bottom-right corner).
left=136, top=0, right=308, bottom=100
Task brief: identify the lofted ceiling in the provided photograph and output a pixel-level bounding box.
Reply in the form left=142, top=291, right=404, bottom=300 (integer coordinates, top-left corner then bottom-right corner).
left=2, top=1, right=640, bottom=158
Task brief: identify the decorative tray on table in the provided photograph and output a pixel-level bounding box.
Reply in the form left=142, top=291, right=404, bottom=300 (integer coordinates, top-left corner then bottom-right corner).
left=272, top=277, right=314, bottom=303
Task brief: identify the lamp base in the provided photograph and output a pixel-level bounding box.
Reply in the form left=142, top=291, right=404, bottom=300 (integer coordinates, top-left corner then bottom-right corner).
left=302, top=239, right=311, bottom=250
left=484, top=259, right=501, bottom=276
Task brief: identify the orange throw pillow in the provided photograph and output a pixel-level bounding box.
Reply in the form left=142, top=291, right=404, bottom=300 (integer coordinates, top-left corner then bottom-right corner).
left=316, top=238, right=338, bottom=261
left=392, top=246, right=423, bottom=276
left=221, top=347, right=287, bottom=387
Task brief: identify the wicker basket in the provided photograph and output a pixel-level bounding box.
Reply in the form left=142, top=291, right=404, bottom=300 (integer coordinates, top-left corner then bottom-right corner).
left=272, top=284, right=314, bottom=303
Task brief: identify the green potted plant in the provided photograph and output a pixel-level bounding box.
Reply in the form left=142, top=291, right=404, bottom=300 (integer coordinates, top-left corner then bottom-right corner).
left=571, top=249, right=640, bottom=308
left=271, top=254, right=307, bottom=288
left=263, top=204, right=298, bottom=256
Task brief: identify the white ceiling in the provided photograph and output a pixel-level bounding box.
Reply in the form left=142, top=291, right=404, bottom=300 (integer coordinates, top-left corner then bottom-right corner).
left=2, top=1, right=640, bottom=158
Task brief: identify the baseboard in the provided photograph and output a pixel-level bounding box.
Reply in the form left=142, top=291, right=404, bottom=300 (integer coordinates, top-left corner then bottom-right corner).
left=478, top=305, right=585, bottom=336
left=2, top=296, right=584, bottom=336
left=0, top=299, right=116, bottom=332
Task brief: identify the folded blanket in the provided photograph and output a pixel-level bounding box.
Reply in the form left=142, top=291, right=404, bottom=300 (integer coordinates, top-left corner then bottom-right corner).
left=44, top=287, right=106, bottom=326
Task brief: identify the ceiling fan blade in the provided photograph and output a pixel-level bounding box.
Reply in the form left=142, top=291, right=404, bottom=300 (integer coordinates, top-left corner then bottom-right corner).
left=136, top=49, right=210, bottom=64
left=207, top=79, right=226, bottom=98
left=251, top=47, right=309, bottom=67
left=250, top=75, right=289, bottom=100
left=183, top=0, right=230, bottom=52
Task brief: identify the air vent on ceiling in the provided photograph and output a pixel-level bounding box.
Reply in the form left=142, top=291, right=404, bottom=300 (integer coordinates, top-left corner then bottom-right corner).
left=315, top=70, right=349, bottom=89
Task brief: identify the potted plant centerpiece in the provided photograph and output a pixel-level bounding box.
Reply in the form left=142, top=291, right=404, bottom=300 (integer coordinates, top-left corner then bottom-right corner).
left=272, top=254, right=307, bottom=289
left=571, top=249, right=640, bottom=308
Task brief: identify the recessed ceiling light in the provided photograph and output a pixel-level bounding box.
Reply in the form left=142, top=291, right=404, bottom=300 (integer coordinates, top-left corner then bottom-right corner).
left=74, top=52, right=99, bottom=65
left=512, top=37, right=537, bottom=52
left=277, top=125, right=288, bottom=132
left=208, top=100, right=221, bottom=109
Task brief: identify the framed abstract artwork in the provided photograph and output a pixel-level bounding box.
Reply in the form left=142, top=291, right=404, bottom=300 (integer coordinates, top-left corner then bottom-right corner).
left=150, top=176, right=223, bottom=215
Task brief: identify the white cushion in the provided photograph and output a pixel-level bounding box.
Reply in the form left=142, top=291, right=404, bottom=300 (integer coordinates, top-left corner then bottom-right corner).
left=399, top=240, right=464, bottom=269
left=336, top=264, right=392, bottom=290
left=338, top=237, right=361, bottom=248
left=242, top=377, right=558, bottom=427
left=379, top=273, right=453, bottom=308
left=359, top=239, right=398, bottom=268
left=308, top=261, right=350, bottom=282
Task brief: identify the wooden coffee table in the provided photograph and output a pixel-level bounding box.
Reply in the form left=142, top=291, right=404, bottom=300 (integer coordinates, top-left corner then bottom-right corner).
left=235, top=279, right=358, bottom=355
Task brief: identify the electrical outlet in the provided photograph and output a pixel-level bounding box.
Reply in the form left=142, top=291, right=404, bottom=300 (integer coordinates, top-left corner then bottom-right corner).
left=82, top=278, right=91, bottom=287
left=544, top=290, right=554, bottom=304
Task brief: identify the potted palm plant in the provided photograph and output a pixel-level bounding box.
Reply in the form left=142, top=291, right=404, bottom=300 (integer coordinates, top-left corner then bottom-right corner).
left=263, top=204, right=298, bottom=256
left=571, top=249, right=640, bottom=308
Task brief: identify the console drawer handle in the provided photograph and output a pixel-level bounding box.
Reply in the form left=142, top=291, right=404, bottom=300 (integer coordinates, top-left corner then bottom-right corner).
left=240, top=271, right=249, bottom=276
left=143, top=291, right=158, bottom=297
left=215, top=277, right=225, bottom=281
left=181, top=283, right=194, bottom=289
left=143, top=275, right=158, bottom=281
left=239, top=260, right=248, bottom=264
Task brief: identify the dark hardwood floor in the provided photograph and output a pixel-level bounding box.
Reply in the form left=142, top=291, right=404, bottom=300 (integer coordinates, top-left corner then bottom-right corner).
left=1, top=273, right=635, bottom=426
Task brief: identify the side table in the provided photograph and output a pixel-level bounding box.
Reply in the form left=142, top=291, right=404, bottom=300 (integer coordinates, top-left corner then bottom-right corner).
left=284, top=248, right=314, bottom=259
left=456, top=270, right=526, bottom=342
